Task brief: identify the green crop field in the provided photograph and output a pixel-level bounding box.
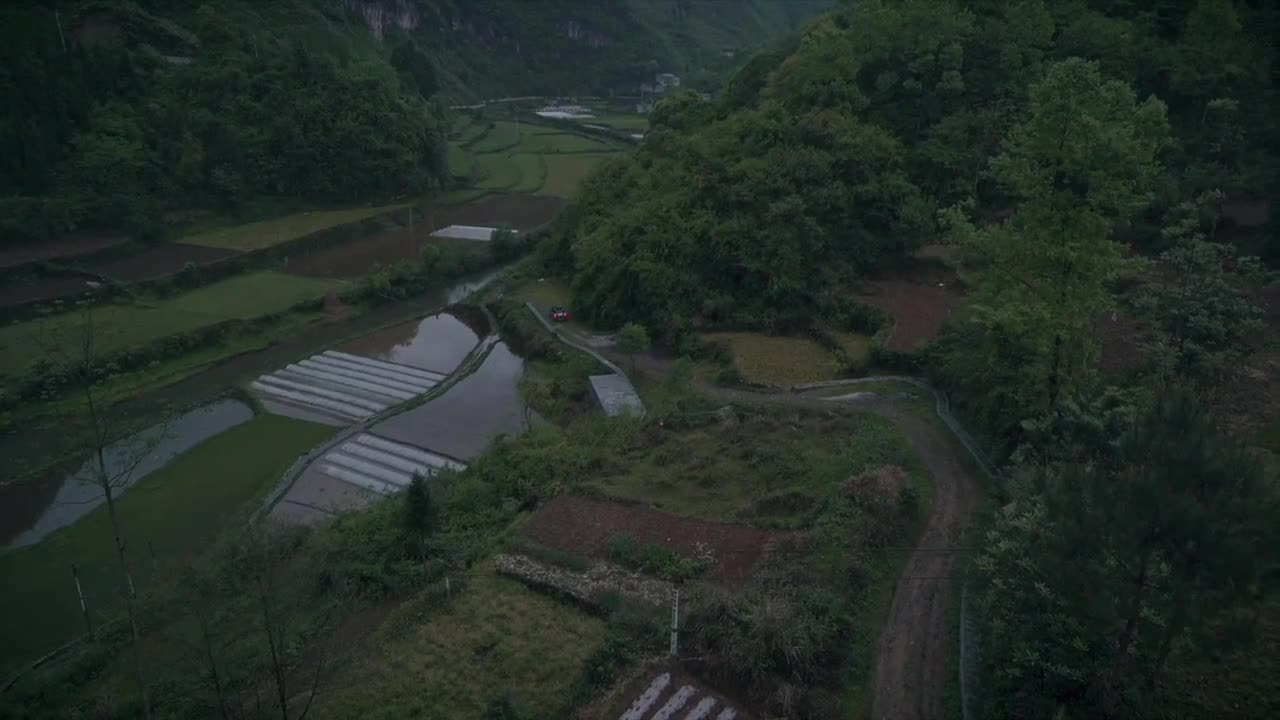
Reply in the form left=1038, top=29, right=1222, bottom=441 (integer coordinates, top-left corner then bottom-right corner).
left=468, top=120, right=525, bottom=152
left=182, top=203, right=410, bottom=251
left=318, top=565, right=606, bottom=719
left=539, top=154, right=616, bottom=198
left=447, top=143, right=474, bottom=180
left=0, top=272, right=342, bottom=374
left=510, top=154, right=548, bottom=193
left=0, top=414, right=334, bottom=677
left=474, top=153, right=523, bottom=191
left=511, top=132, right=614, bottom=154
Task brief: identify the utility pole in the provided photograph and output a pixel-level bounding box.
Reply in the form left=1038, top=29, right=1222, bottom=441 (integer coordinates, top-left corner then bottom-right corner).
left=72, top=563, right=92, bottom=636
left=669, top=587, right=680, bottom=657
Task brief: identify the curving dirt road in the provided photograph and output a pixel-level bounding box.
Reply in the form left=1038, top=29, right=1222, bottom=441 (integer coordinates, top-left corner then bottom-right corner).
left=866, top=405, right=981, bottom=720
left=541, top=317, right=985, bottom=719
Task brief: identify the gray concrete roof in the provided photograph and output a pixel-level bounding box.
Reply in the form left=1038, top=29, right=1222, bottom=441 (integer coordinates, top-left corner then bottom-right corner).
left=589, top=374, right=646, bottom=417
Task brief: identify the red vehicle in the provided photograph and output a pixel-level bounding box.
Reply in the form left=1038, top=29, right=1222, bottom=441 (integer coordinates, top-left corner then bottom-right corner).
left=550, top=306, right=570, bottom=322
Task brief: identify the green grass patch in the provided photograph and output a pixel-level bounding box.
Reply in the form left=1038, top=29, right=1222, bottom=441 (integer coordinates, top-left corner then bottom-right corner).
left=0, top=272, right=342, bottom=374
left=0, top=414, right=334, bottom=677
left=704, top=332, right=845, bottom=387
left=589, top=409, right=919, bottom=527
left=316, top=563, right=606, bottom=720
left=834, top=331, right=872, bottom=369
left=538, top=153, right=617, bottom=199
left=474, top=153, right=523, bottom=191
left=182, top=203, right=411, bottom=251
left=447, top=143, right=474, bottom=180
left=511, top=132, right=614, bottom=154
left=510, top=154, right=548, bottom=193
left=469, top=121, right=525, bottom=153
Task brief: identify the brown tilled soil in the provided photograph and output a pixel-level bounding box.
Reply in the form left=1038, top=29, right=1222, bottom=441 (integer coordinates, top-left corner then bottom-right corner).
left=858, top=279, right=963, bottom=351
left=430, top=193, right=568, bottom=231
left=0, top=276, right=100, bottom=308
left=0, top=233, right=127, bottom=269
left=520, top=496, right=775, bottom=586
left=88, top=243, right=237, bottom=282
left=282, top=228, right=459, bottom=279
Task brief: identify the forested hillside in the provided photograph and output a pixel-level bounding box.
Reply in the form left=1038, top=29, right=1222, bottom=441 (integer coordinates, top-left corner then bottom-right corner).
left=552, top=0, right=1277, bottom=342
left=0, top=0, right=827, bottom=247
left=547, top=4, right=1280, bottom=716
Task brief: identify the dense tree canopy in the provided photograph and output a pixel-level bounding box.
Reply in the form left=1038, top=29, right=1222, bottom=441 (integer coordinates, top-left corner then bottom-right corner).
left=552, top=0, right=1277, bottom=342
left=0, top=3, right=448, bottom=245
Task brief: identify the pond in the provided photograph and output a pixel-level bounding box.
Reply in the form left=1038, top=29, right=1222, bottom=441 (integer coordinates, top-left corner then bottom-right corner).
left=1, top=398, right=254, bottom=549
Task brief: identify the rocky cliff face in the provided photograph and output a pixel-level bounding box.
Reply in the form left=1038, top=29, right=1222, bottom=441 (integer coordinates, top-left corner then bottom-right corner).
left=347, top=0, right=418, bottom=39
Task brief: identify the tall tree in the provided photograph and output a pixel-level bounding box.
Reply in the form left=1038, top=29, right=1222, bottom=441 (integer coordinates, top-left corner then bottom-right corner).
left=978, top=391, right=1280, bottom=717
left=944, top=58, right=1169, bottom=425
left=1137, top=194, right=1263, bottom=384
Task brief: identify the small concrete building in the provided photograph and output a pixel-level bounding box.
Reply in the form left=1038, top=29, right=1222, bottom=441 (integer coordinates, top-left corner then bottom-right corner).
left=589, top=374, right=646, bottom=417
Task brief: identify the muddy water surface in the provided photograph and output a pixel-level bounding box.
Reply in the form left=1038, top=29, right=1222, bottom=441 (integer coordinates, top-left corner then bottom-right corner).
left=335, top=312, right=478, bottom=374
left=371, top=342, right=534, bottom=461
left=2, top=399, right=253, bottom=548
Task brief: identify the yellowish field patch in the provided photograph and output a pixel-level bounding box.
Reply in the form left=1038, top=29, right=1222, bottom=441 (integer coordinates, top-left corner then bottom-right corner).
left=317, top=565, right=605, bottom=719
left=704, top=332, right=844, bottom=386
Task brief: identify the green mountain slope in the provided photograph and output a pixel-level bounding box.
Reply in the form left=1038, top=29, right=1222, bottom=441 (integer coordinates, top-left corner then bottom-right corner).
left=0, top=0, right=831, bottom=246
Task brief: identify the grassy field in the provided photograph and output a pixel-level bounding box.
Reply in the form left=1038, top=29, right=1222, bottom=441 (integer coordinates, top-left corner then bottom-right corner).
left=182, top=203, right=411, bottom=251
left=317, top=564, right=606, bottom=720
left=511, top=132, right=615, bottom=154
left=447, top=143, right=474, bottom=180
left=0, top=414, right=334, bottom=677
left=704, top=332, right=847, bottom=386
left=468, top=121, right=525, bottom=153
left=0, top=272, right=342, bottom=374
left=835, top=331, right=872, bottom=368
left=539, top=154, right=616, bottom=198
left=510, top=154, right=548, bottom=193
left=453, top=117, right=623, bottom=199
left=589, top=409, right=919, bottom=527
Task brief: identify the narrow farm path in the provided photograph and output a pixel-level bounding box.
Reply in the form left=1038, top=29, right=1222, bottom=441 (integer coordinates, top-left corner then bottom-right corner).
left=530, top=309, right=986, bottom=717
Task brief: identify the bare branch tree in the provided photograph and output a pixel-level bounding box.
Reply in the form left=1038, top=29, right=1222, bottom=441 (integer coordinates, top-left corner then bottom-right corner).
left=31, top=304, right=162, bottom=719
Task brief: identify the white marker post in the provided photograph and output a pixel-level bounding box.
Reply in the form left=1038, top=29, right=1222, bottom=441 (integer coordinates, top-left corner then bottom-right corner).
left=669, top=587, right=680, bottom=656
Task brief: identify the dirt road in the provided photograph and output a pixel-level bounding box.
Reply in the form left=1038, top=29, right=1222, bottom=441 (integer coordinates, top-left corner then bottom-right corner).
left=624, top=350, right=984, bottom=719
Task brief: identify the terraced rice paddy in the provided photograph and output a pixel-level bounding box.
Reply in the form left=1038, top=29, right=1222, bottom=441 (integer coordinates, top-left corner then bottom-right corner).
left=0, top=271, right=341, bottom=375
left=272, top=432, right=466, bottom=524
left=250, top=349, right=447, bottom=425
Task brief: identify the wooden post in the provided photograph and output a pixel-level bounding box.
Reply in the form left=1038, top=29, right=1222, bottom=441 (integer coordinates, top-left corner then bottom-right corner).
left=72, top=563, right=92, bottom=636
